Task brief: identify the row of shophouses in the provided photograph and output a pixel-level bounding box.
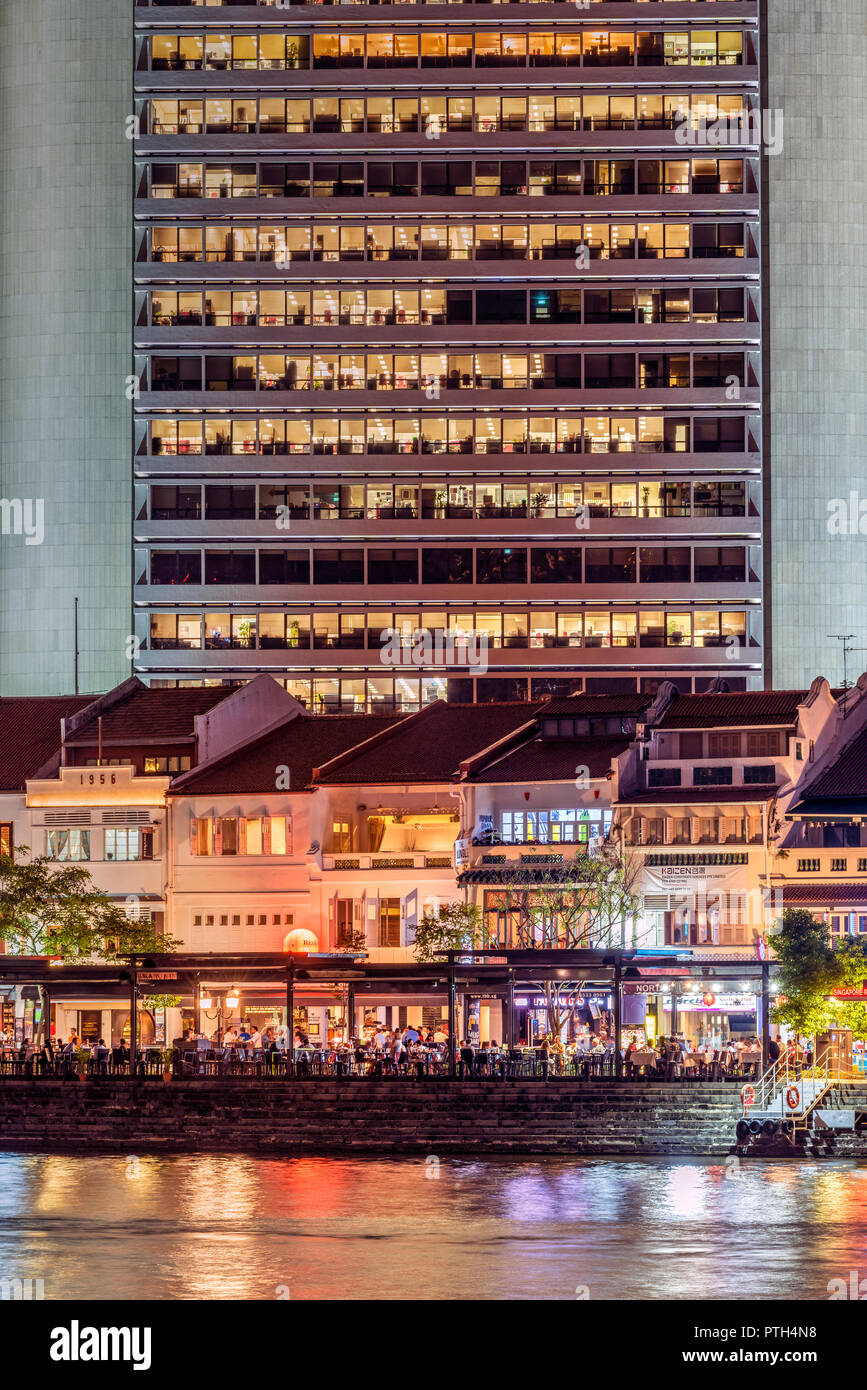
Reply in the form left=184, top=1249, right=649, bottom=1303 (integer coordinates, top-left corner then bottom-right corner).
left=3, top=672, right=867, bottom=974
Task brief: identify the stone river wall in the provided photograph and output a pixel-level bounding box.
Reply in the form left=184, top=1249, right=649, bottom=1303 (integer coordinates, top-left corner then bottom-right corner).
left=0, top=1078, right=745, bottom=1157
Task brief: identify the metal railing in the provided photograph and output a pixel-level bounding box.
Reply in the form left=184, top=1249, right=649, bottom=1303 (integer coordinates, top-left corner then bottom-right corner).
left=745, top=1052, right=851, bottom=1128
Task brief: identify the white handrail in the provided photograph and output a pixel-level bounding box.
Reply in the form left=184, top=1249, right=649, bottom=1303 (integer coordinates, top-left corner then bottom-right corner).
left=745, top=1049, right=848, bottom=1120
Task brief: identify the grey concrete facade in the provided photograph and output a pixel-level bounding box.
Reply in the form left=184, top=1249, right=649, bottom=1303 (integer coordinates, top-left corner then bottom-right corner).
left=766, top=0, right=867, bottom=688
left=0, top=0, right=132, bottom=696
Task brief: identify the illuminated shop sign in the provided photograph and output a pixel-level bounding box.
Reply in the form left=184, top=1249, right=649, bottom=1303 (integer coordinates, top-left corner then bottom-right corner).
left=514, top=995, right=610, bottom=1008
left=663, top=994, right=756, bottom=1012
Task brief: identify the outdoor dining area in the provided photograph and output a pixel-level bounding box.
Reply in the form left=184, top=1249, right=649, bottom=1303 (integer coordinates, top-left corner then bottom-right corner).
left=0, top=947, right=778, bottom=1084
left=0, top=1037, right=764, bottom=1084
left=626, top=1042, right=763, bottom=1082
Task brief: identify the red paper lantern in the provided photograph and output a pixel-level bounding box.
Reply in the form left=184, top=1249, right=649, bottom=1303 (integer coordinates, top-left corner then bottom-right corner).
left=702, top=991, right=716, bottom=1008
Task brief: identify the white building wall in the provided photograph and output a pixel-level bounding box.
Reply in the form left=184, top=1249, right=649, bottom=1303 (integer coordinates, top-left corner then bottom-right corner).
left=168, top=791, right=315, bottom=952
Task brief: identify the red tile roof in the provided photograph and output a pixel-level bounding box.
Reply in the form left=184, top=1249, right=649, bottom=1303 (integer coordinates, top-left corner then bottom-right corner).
left=314, top=702, right=541, bottom=784
left=776, top=884, right=867, bottom=907
left=65, top=684, right=235, bottom=747
left=656, top=691, right=808, bottom=729
left=538, top=694, right=651, bottom=717
left=171, top=713, right=403, bottom=795
left=466, top=736, right=627, bottom=784
left=0, top=696, right=94, bottom=790
left=794, top=723, right=867, bottom=801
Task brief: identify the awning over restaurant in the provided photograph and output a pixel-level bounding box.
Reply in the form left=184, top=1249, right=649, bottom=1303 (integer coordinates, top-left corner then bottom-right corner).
left=786, top=798, right=867, bottom=819
left=457, top=866, right=587, bottom=885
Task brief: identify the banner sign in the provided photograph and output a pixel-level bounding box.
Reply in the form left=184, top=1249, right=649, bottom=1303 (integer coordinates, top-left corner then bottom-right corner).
left=644, top=863, right=745, bottom=891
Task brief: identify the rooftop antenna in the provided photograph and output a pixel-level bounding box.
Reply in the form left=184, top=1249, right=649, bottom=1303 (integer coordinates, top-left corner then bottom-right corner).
left=827, top=633, right=856, bottom=692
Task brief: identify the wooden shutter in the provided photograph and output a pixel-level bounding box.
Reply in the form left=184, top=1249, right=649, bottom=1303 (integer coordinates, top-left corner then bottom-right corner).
left=238, top=817, right=247, bottom=855
left=214, top=818, right=223, bottom=856
left=263, top=817, right=272, bottom=855
left=190, top=817, right=198, bottom=855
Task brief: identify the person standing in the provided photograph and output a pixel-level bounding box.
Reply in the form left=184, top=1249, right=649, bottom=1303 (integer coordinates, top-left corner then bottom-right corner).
left=539, top=1035, right=550, bottom=1082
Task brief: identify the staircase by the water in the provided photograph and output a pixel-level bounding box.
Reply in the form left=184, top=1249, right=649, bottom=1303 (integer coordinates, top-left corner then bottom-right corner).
left=737, top=1058, right=867, bottom=1157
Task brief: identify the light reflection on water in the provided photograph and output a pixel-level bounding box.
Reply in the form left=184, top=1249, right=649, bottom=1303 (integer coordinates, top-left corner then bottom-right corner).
left=0, top=1153, right=865, bottom=1301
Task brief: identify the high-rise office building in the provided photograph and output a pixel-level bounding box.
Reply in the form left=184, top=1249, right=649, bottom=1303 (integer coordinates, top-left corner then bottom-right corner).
left=132, top=0, right=763, bottom=711
left=5, top=2, right=862, bottom=708
left=0, top=0, right=132, bottom=698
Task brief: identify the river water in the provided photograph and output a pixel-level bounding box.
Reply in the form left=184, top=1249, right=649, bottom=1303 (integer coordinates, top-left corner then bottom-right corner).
left=0, top=1152, right=864, bottom=1301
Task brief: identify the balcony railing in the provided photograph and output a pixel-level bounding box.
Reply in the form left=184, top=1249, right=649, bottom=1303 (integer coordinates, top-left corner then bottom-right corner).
left=322, top=851, right=456, bottom=870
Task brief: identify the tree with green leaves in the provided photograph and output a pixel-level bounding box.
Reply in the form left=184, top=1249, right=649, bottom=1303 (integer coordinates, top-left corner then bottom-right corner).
left=0, top=849, right=181, bottom=962
left=770, top=907, right=843, bottom=1040
left=833, top=935, right=867, bottom=1041
left=334, top=926, right=368, bottom=954
left=523, top=844, right=642, bottom=950
left=412, top=901, right=487, bottom=963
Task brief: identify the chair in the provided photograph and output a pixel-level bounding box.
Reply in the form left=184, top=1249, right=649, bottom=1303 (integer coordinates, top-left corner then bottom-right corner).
left=182, top=1049, right=200, bottom=1076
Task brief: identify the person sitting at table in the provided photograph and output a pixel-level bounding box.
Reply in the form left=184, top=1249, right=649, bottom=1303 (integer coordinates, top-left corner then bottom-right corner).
left=92, top=1038, right=110, bottom=1075
left=550, top=1034, right=566, bottom=1076
left=458, top=1039, right=475, bottom=1079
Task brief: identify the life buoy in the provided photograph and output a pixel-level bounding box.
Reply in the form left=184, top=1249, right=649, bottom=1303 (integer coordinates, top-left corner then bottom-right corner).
left=786, top=1085, right=801, bottom=1110
left=741, top=1084, right=755, bottom=1108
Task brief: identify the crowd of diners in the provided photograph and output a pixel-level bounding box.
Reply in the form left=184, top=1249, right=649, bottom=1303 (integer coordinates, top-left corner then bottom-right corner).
left=0, top=1023, right=798, bottom=1081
